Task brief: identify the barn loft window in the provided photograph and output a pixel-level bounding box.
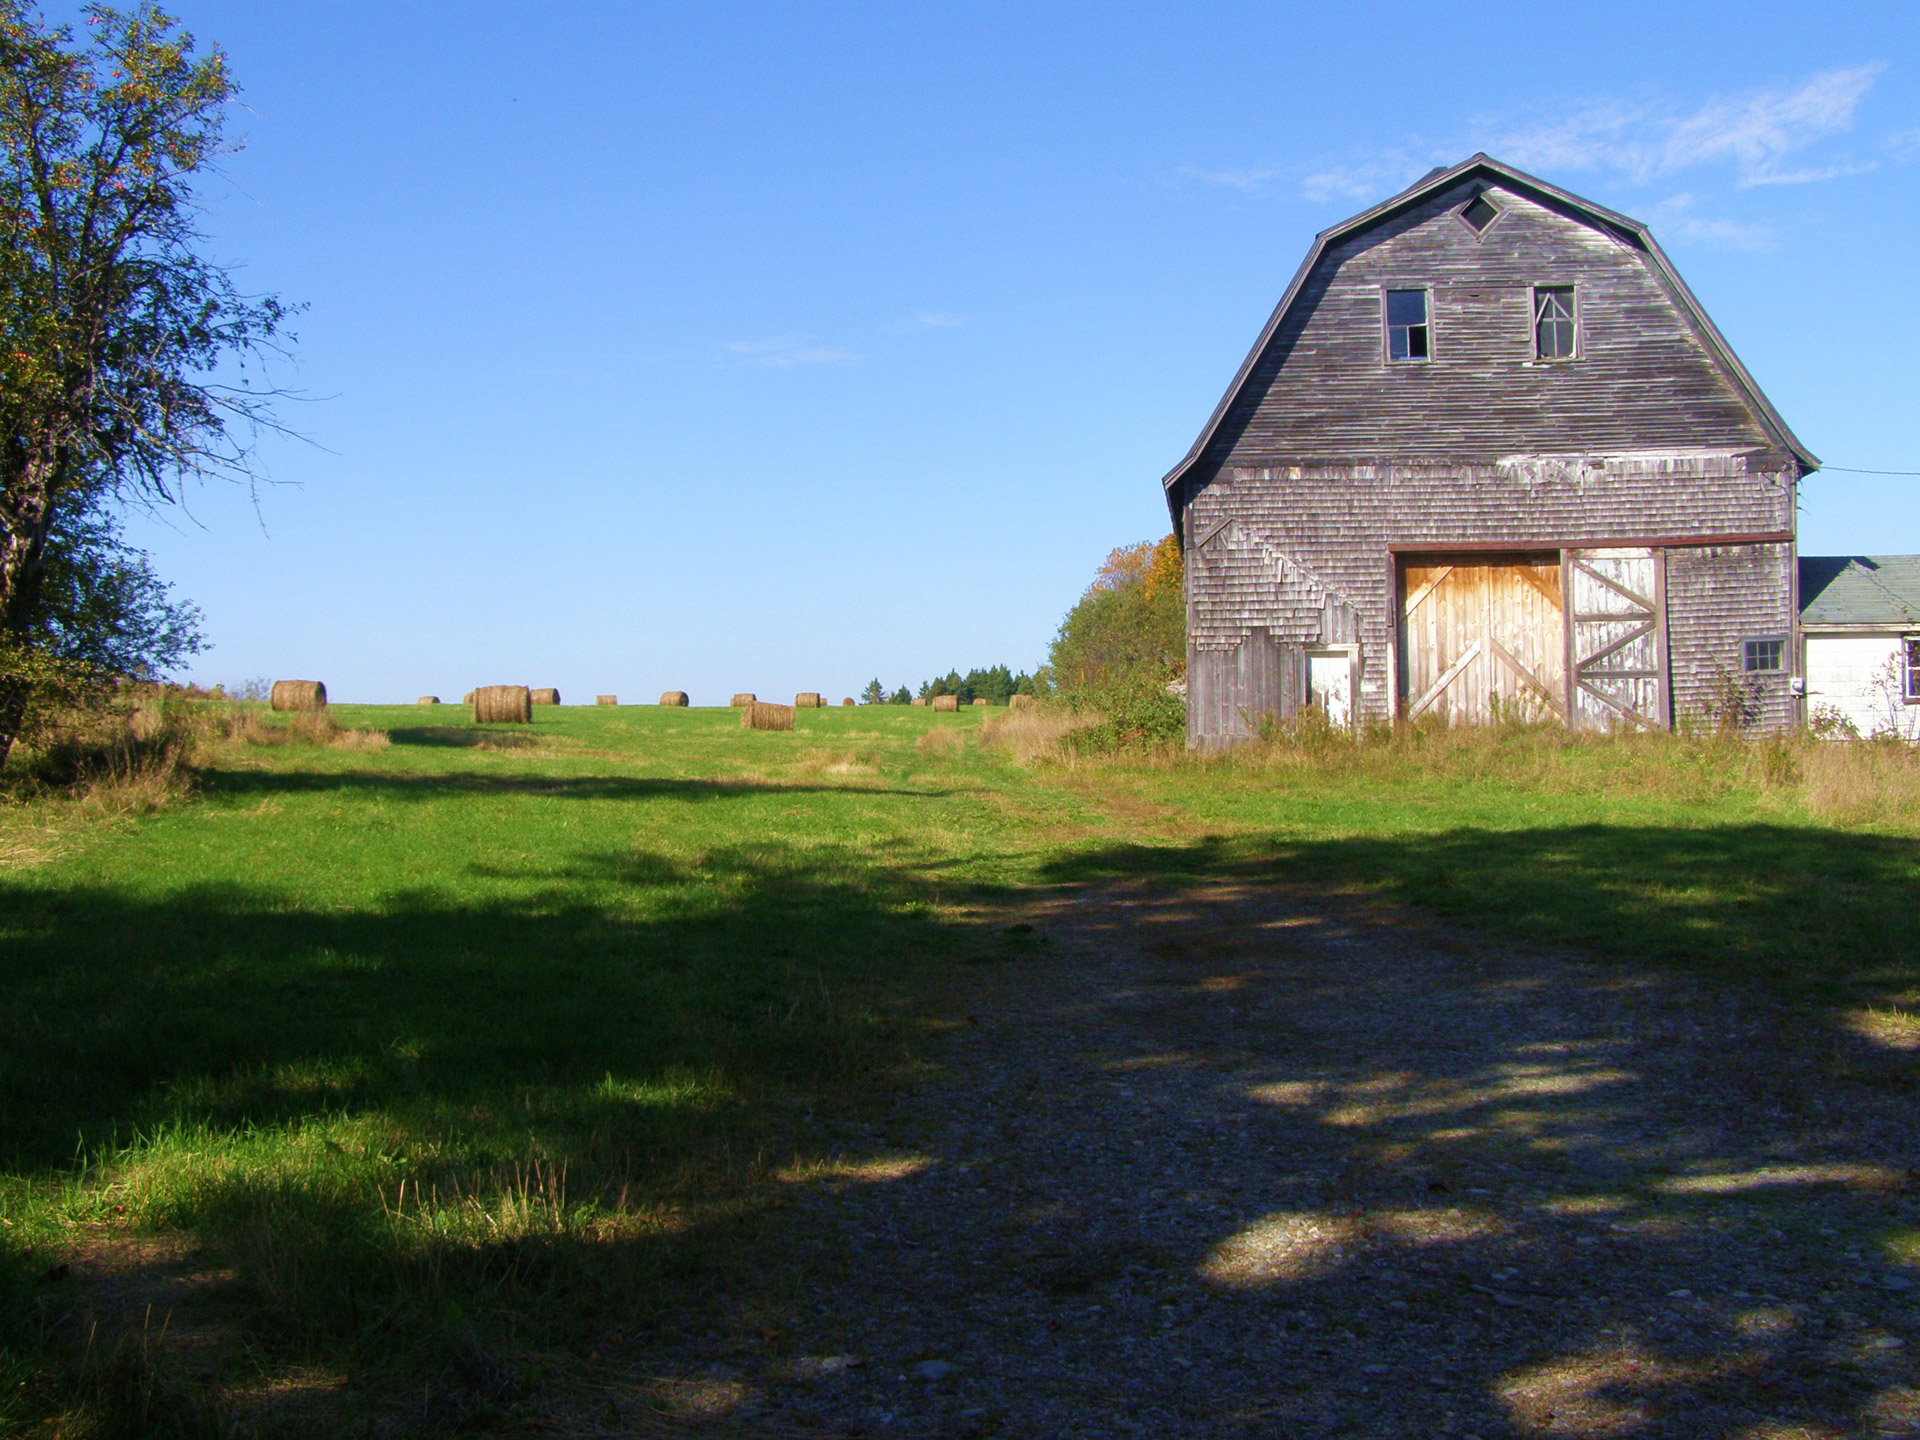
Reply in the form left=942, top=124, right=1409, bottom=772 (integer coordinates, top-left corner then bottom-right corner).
left=1742, top=637, right=1785, bottom=674
left=1534, top=286, right=1576, bottom=360
left=1905, top=638, right=1920, bottom=702
left=1385, top=289, right=1430, bottom=361
left=1461, top=193, right=1499, bottom=233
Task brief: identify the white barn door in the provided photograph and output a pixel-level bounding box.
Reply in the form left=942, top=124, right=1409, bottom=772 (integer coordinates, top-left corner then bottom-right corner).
left=1566, top=548, right=1668, bottom=730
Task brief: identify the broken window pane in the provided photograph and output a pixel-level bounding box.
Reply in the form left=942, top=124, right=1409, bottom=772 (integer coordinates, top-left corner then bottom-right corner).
left=1386, top=289, right=1429, bottom=362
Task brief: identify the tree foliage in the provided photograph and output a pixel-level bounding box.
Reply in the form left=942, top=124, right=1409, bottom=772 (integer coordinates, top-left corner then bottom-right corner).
left=1049, top=534, right=1184, bottom=694
left=0, top=3, right=291, bottom=759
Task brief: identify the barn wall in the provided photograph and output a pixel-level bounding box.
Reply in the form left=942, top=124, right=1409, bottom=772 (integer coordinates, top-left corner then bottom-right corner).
left=1664, top=543, right=1796, bottom=731
left=1184, top=457, right=1794, bottom=738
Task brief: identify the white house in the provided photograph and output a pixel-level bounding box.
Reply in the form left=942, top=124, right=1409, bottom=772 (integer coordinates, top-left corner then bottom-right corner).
left=1799, top=556, right=1920, bottom=740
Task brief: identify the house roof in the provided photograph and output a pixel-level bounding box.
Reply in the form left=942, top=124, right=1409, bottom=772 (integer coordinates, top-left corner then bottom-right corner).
left=1800, top=556, right=1920, bottom=627
left=1161, top=154, right=1819, bottom=524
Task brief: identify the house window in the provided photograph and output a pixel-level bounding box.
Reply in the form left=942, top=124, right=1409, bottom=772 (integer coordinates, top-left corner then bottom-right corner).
left=1534, top=286, right=1576, bottom=359
left=1386, top=289, right=1429, bottom=361
left=1905, top=638, right=1920, bottom=703
left=1742, top=637, right=1784, bottom=674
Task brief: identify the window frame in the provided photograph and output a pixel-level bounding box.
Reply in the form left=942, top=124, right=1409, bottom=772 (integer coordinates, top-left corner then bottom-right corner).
left=1532, top=283, right=1579, bottom=362
left=1904, top=637, right=1920, bottom=704
left=1741, top=636, right=1786, bottom=675
left=1454, top=192, right=1502, bottom=239
left=1382, top=286, right=1432, bottom=364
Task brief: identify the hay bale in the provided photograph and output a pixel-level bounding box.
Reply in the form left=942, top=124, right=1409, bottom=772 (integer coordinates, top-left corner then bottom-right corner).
left=730, top=693, right=756, bottom=707
left=842, top=697, right=855, bottom=707
left=473, top=685, right=532, bottom=724
left=659, top=691, right=690, bottom=707
left=530, top=688, right=561, bottom=706
left=463, top=690, right=476, bottom=705
left=794, top=692, right=823, bottom=708
left=596, top=694, right=618, bottom=706
left=910, top=696, right=927, bottom=707
left=973, top=697, right=990, bottom=706
left=742, top=701, right=794, bottom=731
left=416, top=695, right=440, bottom=705
left=1009, top=693, right=1036, bottom=710
left=270, top=680, right=327, bottom=712
left=931, top=694, right=959, bottom=712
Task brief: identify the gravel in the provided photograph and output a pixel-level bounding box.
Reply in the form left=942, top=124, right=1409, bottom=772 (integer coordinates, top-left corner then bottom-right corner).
left=642, top=880, right=1920, bottom=1438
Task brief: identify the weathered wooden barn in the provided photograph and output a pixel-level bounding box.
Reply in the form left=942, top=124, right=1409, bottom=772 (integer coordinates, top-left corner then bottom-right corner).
left=1163, top=154, right=1818, bottom=745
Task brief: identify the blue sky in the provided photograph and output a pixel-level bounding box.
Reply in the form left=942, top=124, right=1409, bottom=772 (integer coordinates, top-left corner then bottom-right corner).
left=97, top=1, right=1920, bottom=702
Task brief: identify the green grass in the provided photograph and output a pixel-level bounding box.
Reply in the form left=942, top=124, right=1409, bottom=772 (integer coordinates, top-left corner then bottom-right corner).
left=2, top=702, right=1918, bottom=1431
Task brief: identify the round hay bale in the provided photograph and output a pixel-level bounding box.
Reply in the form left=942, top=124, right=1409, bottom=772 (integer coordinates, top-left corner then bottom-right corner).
left=596, top=694, right=618, bottom=706
left=1009, top=693, right=1036, bottom=710
left=659, top=691, right=690, bottom=707
left=530, top=688, right=561, bottom=706
left=473, top=685, right=532, bottom=724
left=730, top=693, right=756, bottom=707
left=842, top=697, right=855, bottom=707
left=972, top=697, right=990, bottom=706
left=910, top=696, right=927, bottom=707
left=462, top=690, right=476, bottom=705
left=270, top=680, right=326, bottom=712
left=742, top=701, right=795, bottom=731
left=794, top=692, right=822, bottom=708
left=416, top=695, right=440, bottom=705
left=931, top=694, right=959, bottom=713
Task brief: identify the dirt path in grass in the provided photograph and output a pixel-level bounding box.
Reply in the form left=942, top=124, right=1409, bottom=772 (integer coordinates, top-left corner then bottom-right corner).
left=621, top=877, right=1920, bottom=1440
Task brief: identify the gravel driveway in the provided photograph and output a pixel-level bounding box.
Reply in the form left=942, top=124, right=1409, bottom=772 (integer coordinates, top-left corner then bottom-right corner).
left=648, top=879, right=1920, bottom=1439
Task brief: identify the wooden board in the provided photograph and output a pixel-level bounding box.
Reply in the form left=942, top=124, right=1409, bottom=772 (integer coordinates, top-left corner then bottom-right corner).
left=1567, top=547, right=1667, bottom=729
left=1399, top=553, right=1565, bottom=724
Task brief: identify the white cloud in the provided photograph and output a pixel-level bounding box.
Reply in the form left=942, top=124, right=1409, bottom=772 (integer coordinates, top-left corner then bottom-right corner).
left=1645, top=193, right=1773, bottom=251
left=720, top=336, right=859, bottom=367
left=1485, top=65, right=1884, bottom=187
left=1886, top=127, right=1920, bottom=164
left=882, top=311, right=967, bottom=333
left=1249, top=63, right=1887, bottom=212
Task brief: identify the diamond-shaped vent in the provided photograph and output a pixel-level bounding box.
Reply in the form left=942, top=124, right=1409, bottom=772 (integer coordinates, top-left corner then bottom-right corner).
left=1462, top=194, right=1499, bottom=233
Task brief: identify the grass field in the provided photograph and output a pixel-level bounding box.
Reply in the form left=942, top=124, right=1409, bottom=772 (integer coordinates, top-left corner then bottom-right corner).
left=3, top=700, right=1918, bottom=1433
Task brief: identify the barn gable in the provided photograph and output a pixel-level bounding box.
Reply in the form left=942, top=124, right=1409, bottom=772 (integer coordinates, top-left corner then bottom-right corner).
left=1169, top=154, right=1814, bottom=744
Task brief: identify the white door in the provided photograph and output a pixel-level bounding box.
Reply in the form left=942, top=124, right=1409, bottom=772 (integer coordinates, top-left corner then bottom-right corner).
left=1307, top=653, right=1352, bottom=729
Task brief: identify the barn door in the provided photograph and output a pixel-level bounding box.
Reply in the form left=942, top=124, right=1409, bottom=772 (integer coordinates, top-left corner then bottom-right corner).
left=1400, top=555, right=1566, bottom=724
left=1566, top=548, right=1668, bottom=730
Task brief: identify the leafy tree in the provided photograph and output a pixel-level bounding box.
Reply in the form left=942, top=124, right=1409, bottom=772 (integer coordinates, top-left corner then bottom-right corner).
left=0, top=3, right=293, bottom=761
left=860, top=677, right=885, bottom=705
left=1048, top=534, right=1185, bottom=744
left=37, top=491, right=201, bottom=676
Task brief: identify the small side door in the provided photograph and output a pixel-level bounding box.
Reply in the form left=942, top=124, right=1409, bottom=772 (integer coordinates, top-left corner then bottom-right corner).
left=1566, top=548, right=1668, bottom=730
left=1307, top=652, right=1353, bottom=729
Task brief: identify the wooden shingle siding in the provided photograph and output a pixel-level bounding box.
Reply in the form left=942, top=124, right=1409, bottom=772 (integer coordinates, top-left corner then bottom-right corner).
left=1169, top=156, right=1811, bottom=743
left=1665, top=543, right=1796, bottom=729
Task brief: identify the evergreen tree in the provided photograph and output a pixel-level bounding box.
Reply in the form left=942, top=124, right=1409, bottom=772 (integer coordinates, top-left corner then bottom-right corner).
left=891, top=686, right=911, bottom=704
left=860, top=678, right=885, bottom=705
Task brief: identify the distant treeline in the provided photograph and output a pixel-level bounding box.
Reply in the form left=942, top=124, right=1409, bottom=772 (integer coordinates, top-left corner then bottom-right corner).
left=860, top=665, right=1042, bottom=706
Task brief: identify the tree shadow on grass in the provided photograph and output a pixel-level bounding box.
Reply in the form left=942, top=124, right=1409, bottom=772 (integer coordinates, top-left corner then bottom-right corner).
left=5, top=817, right=1919, bottom=1433
left=201, top=769, right=950, bottom=802
left=1040, top=821, right=1920, bottom=1006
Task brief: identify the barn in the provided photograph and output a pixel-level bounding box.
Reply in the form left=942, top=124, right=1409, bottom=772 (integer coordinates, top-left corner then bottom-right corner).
left=1799, top=556, right=1920, bottom=740
left=1162, top=154, right=1818, bottom=746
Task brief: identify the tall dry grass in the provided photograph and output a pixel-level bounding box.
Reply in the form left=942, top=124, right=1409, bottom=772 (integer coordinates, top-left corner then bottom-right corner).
left=978, top=706, right=1101, bottom=763
left=981, top=701, right=1920, bottom=830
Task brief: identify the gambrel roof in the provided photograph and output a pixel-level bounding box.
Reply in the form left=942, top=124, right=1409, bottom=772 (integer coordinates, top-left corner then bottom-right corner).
left=1163, top=154, right=1819, bottom=524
